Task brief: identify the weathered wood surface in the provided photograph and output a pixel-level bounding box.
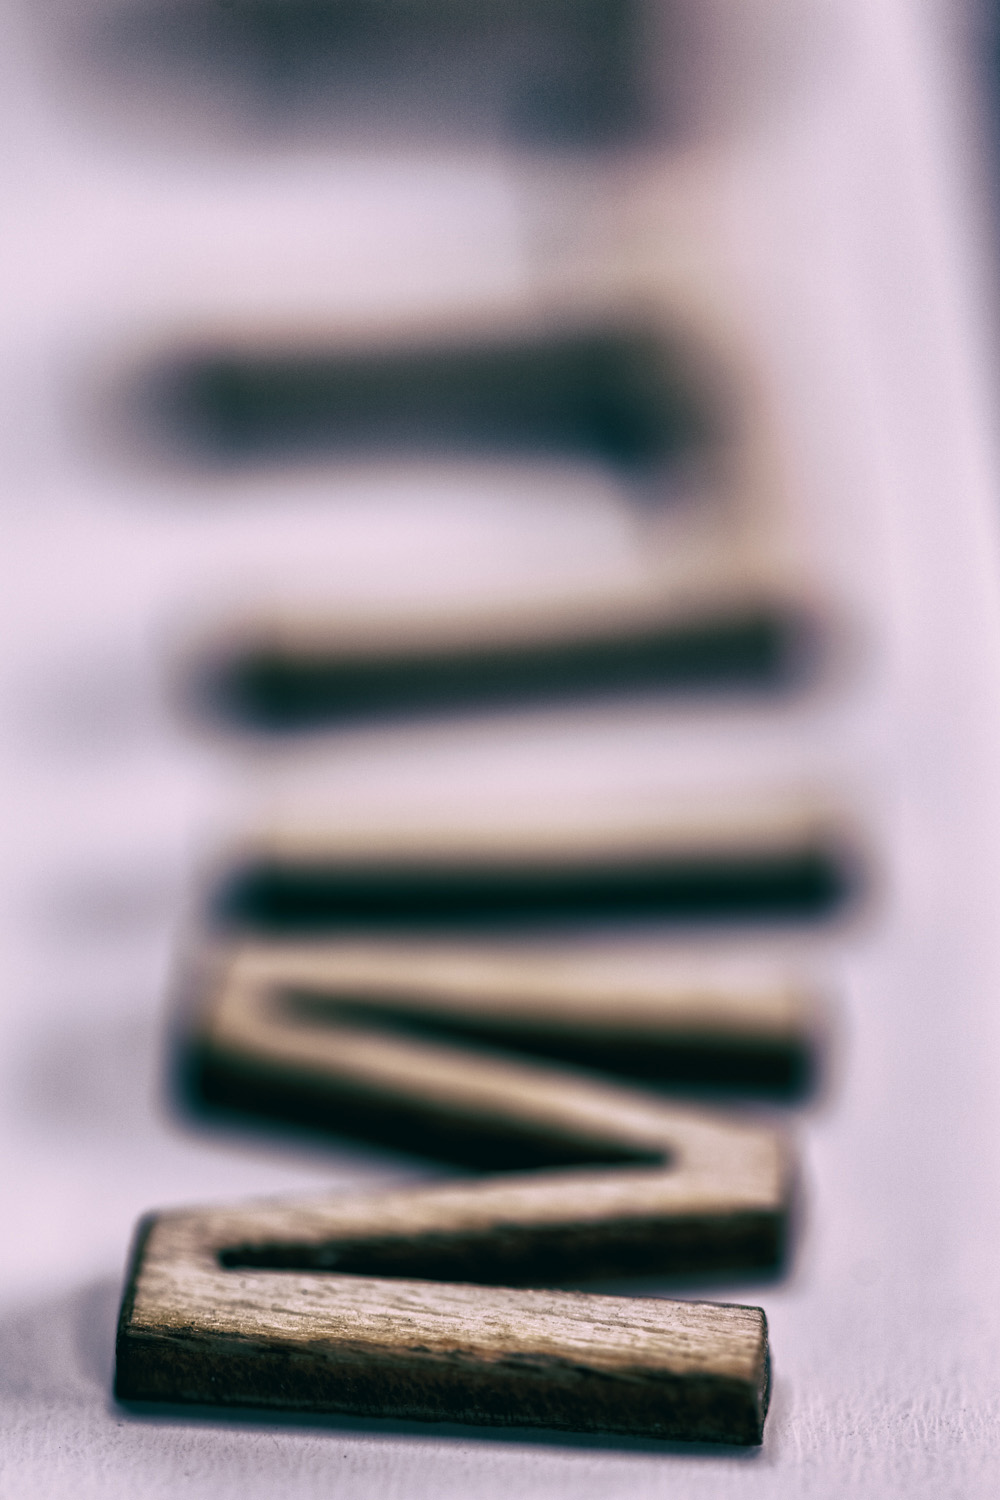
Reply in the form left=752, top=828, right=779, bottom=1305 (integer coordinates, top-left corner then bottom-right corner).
left=116, top=1186, right=771, bottom=1442
left=186, top=938, right=819, bottom=1095
left=210, top=795, right=855, bottom=930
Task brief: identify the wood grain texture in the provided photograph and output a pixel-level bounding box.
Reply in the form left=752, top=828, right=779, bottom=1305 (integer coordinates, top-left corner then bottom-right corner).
left=185, top=937, right=820, bottom=1095
left=115, top=1189, right=771, bottom=1442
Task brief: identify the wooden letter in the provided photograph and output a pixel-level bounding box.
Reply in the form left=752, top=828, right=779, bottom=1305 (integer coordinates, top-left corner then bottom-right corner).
left=156, top=300, right=821, bottom=733
left=137, top=949, right=787, bottom=1435
left=209, top=796, right=855, bottom=931
left=181, top=944, right=791, bottom=1275
left=145, top=811, right=814, bottom=1438
left=193, top=601, right=810, bottom=731
left=184, top=937, right=819, bottom=1097
left=116, top=1181, right=772, bottom=1443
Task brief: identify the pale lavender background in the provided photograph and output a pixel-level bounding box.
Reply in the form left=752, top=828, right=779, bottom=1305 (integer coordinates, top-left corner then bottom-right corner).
left=3, top=1, right=1000, bottom=1494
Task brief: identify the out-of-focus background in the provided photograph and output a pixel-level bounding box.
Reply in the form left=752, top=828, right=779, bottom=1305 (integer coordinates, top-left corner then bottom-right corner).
left=4, top=0, right=1000, bottom=1494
